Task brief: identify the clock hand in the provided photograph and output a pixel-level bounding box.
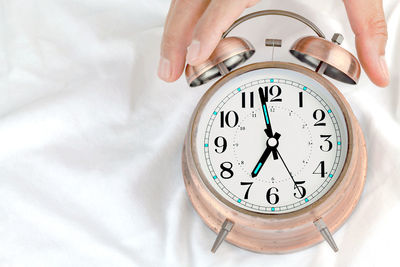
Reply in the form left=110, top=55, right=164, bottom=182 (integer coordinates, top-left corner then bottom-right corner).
left=275, top=149, right=303, bottom=195
left=251, top=132, right=281, bottom=178
left=251, top=146, right=273, bottom=178
left=258, top=87, right=274, bottom=138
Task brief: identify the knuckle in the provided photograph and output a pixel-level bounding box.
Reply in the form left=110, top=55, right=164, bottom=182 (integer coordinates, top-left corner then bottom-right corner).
left=367, top=17, right=388, bottom=39
left=161, top=33, right=181, bottom=56
left=162, top=32, right=178, bottom=49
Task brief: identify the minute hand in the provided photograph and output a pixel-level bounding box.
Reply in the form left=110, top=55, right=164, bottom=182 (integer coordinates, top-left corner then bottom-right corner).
left=258, top=87, right=273, bottom=137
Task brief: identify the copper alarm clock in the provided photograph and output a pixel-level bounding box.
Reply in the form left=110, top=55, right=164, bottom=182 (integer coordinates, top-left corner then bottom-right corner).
left=181, top=10, right=367, bottom=253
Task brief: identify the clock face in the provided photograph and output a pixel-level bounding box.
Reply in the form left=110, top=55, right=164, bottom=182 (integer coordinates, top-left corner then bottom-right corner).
left=194, top=67, right=349, bottom=214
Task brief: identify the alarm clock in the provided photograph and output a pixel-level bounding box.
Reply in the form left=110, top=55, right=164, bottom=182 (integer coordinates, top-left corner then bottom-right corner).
left=181, top=10, right=367, bottom=253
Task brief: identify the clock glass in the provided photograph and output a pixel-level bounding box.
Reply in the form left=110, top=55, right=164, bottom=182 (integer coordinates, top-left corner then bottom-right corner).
left=194, top=67, right=348, bottom=214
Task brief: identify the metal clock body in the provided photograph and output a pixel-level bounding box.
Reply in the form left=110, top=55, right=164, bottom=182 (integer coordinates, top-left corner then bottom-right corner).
left=182, top=62, right=366, bottom=253
left=181, top=10, right=367, bottom=253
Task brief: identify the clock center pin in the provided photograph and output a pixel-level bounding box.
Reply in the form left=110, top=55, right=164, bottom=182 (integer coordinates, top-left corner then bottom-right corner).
left=267, top=137, right=279, bottom=148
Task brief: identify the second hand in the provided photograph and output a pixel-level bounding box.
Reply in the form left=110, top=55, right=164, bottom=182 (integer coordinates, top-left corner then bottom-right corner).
left=276, top=149, right=302, bottom=195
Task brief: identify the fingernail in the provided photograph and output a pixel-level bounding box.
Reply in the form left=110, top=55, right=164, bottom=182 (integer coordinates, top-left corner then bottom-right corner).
left=379, top=55, right=390, bottom=84
left=187, top=40, right=201, bottom=64
left=157, top=57, right=171, bottom=81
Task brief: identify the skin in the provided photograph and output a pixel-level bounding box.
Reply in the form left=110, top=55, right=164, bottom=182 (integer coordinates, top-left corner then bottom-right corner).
left=158, top=0, right=389, bottom=87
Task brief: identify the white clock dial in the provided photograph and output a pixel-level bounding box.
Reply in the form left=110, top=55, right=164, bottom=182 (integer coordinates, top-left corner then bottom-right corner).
left=195, top=68, right=348, bottom=214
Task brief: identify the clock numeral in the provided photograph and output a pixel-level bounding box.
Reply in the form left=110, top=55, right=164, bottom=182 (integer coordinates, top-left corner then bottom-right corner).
left=294, top=181, right=306, bottom=199
left=214, top=136, right=227, bottom=154
left=313, top=109, right=326, bottom=126
left=220, top=161, right=234, bottom=179
left=259, top=85, right=282, bottom=103
left=299, top=91, right=303, bottom=107
left=269, top=85, right=282, bottom=102
left=240, top=182, right=253, bottom=199
left=313, top=161, right=326, bottom=178
left=266, top=187, right=279, bottom=205
left=320, top=135, right=333, bottom=152
left=241, top=92, right=254, bottom=108
left=220, top=111, right=239, bottom=128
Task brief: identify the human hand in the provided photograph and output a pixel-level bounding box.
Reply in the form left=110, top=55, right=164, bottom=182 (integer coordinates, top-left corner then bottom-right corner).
left=158, top=0, right=389, bottom=87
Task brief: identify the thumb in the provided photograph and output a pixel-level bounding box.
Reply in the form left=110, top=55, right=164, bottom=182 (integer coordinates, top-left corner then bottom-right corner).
left=344, top=0, right=389, bottom=87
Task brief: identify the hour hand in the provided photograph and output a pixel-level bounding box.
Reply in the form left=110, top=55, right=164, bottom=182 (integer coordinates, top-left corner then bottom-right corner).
left=251, top=146, right=273, bottom=178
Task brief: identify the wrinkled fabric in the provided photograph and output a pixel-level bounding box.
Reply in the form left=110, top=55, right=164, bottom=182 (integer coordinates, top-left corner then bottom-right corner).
left=0, top=0, right=399, bottom=266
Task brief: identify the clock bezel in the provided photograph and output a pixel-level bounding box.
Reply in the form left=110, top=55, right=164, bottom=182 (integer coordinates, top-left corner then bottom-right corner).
left=189, top=61, right=354, bottom=219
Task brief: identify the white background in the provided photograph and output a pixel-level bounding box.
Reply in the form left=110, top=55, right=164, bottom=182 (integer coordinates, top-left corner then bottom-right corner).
left=0, top=0, right=399, bottom=266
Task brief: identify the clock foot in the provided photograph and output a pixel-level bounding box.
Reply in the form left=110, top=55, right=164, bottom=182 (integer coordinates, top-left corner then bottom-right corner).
left=211, top=219, right=234, bottom=253
left=314, top=218, right=339, bottom=252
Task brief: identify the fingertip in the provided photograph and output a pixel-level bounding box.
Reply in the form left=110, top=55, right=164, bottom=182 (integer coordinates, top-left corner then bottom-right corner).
left=157, top=56, right=172, bottom=81
left=186, top=30, right=222, bottom=66
left=186, top=40, right=201, bottom=65
left=358, top=56, right=390, bottom=88
left=157, top=56, right=185, bottom=82
left=359, top=56, right=390, bottom=88
left=377, top=56, right=390, bottom=87
left=157, top=0, right=209, bottom=83
left=356, top=36, right=390, bottom=88
left=158, top=37, right=187, bottom=82
left=369, top=73, right=390, bottom=88
left=186, top=38, right=218, bottom=66
left=185, top=0, right=252, bottom=67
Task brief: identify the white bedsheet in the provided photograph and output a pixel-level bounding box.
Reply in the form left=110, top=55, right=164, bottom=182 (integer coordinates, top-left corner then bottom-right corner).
left=1, top=0, right=399, bottom=266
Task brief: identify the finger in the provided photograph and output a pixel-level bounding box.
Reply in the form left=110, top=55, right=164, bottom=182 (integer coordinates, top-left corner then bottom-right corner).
left=164, top=0, right=177, bottom=29
left=186, top=0, right=260, bottom=66
left=343, top=0, right=389, bottom=87
left=158, top=0, right=210, bottom=82
left=157, top=0, right=176, bottom=82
